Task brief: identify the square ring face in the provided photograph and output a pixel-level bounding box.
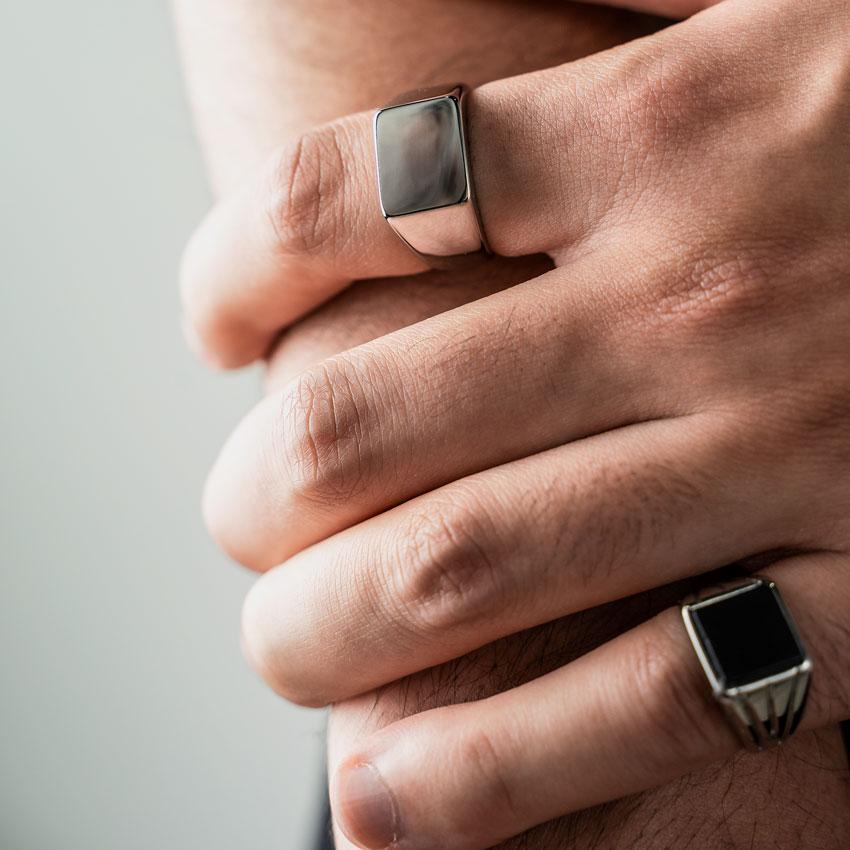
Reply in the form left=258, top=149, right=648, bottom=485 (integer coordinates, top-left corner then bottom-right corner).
left=686, top=581, right=807, bottom=689
left=375, top=96, right=468, bottom=218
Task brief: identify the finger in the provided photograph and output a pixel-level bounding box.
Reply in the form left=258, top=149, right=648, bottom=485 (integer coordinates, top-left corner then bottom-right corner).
left=330, top=553, right=850, bottom=850
left=180, top=114, right=427, bottom=368
left=181, top=0, right=746, bottom=367
left=263, top=255, right=553, bottom=392
left=241, top=412, right=811, bottom=705
left=180, top=90, right=581, bottom=368
left=202, top=250, right=683, bottom=571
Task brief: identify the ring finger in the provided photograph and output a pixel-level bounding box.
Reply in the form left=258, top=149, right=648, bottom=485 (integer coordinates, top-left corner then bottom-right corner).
left=329, top=552, right=850, bottom=850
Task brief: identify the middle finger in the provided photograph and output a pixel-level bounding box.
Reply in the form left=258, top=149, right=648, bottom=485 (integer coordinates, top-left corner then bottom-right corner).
left=204, top=249, right=683, bottom=571
left=240, top=411, right=808, bottom=705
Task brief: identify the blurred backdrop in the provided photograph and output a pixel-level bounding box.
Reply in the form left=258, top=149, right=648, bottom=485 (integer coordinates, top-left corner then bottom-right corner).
left=1, top=2, right=325, bottom=848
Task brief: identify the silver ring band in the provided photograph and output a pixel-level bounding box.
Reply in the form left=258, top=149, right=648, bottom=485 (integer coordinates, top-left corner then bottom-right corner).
left=682, top=577, right=812, bottom=750
left=374, top=84, right=489, bottom=268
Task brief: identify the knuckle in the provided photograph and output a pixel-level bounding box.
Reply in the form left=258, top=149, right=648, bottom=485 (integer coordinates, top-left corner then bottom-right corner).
left=178, top=225, right=228, bottom=366
left=265, top=123, right=346, bottom=259
left=456, top=724, right=521, bottom=823
left=574, top=40, right=712, bottom=232
left=612, top=36, right=732, bottom=161
left=652, top=242, right=781, bottom=336
left=179, top=213, right=268, bottom=370
left=201, top=402, right=285, bottom=572
left=201, top=477, right=248, bottom=569
left=241, top=581, right=331, bottom=708
left=601, top=46, right=699, bottom=191
left=388, top=492, right=505, bottom=635
left=615, top=56, right=678, bottom=152
left=278, top=357, right=374, bottom=505
left=767, top=373, right=850, bottom=450
left=628, top=619, right=726, bottom=766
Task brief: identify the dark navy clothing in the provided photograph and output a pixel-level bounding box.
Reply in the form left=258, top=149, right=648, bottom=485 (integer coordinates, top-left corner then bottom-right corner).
left=313, top=799, right=333, bottom=850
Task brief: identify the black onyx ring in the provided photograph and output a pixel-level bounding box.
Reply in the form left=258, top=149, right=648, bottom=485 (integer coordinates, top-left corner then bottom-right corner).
left=682, top=578, right=812, bottom=750
left=374, top=84, right=489, bottom=268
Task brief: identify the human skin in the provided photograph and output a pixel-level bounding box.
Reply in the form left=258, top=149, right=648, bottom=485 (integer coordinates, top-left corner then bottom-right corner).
left=174, top=0, right=850, bottom=847
left=264, top=275, right=850, bottom=850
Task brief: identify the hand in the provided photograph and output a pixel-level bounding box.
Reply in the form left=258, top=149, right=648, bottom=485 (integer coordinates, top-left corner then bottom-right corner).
left=174, top=0, right=657, bottom=198
left=180, top=3, right=806, bottom=849
left=269, top=273, right=850, bottom=850
left=180, top=3, right=807, bottom=848
left=189, top=0, right=850, bottom=845
left=327, top=601, right=850, bottom=850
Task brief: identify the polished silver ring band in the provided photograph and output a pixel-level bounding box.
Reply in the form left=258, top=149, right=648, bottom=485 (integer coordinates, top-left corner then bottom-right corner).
left=682, top=577, right=811, bottom=750
left=374, top=83, right=489, bottom=268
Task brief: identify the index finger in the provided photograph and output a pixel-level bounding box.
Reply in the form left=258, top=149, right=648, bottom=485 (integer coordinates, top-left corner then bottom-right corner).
left=179, top=114, right=427, bottom=368
left=180, top=0, right=785, bottom=368
left=178, top=38, right=644, bottom=366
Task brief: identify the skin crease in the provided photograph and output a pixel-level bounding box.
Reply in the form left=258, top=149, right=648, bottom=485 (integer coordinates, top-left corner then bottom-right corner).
left=265, top=275, right=850, bottom=850
left=173, top=0, right=850, bottom=848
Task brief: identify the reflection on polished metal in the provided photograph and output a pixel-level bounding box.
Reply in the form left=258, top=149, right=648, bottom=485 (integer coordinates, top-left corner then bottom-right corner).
left=374, top=84, right=489, bottom=267
left=682, top=578, right=811, bottom=750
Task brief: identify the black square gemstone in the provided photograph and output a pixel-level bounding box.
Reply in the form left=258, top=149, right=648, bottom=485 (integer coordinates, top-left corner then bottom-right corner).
left=376, top=97, right=468, bottom=217
left=690, top=583, right=805, bottom=688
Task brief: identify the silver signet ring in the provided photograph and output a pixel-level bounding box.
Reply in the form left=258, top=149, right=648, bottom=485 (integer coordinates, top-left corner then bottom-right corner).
left=374, top=84, right=489, bottom=269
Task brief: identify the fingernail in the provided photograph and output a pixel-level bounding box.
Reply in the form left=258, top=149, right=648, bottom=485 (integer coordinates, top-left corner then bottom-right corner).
left=333, top=761, right=400, bottom=849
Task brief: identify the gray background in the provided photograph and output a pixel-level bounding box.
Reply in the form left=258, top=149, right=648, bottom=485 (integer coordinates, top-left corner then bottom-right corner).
left=1, top=2, right=325, bottom=848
